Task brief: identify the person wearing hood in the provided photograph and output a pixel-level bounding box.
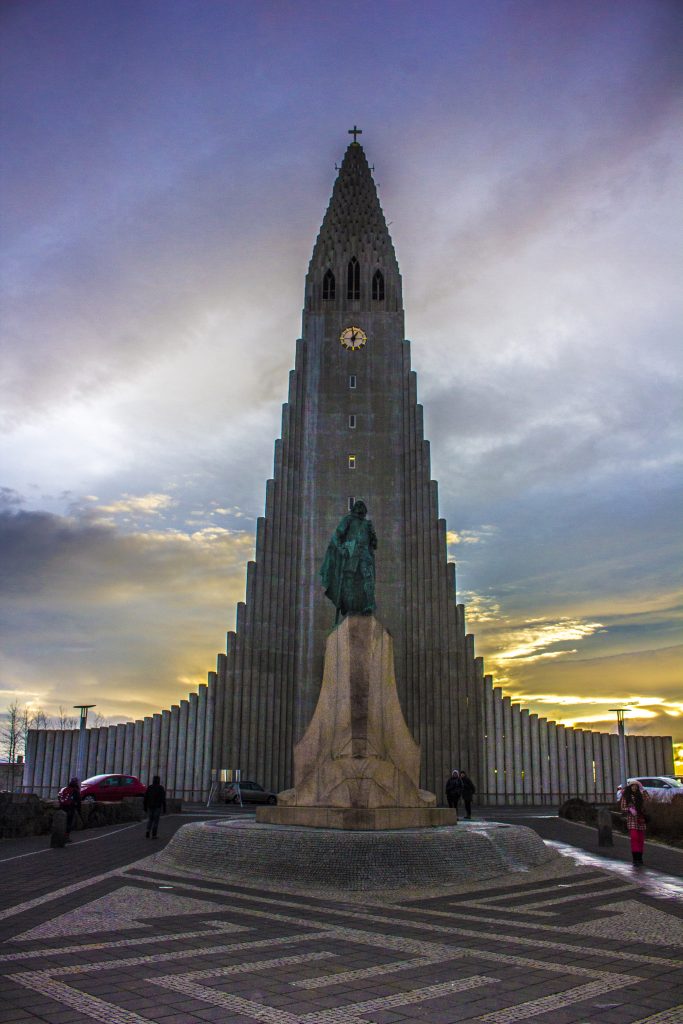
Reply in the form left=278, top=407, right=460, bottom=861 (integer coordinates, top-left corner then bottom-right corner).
left=445, top=770, right=462, bottom=811
left=620, top=779, right=650, bottom=866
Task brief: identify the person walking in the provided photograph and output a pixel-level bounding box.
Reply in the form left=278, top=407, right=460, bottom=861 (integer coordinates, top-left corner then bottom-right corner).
left=445, top=770, right=462, bottom=811
left=459, top=770, right=476, bottom=819
left=620, top=779, right=650, bottom=866
left=144, top=775, right=167, bottom=839
left=58, top=778, right=81, bottom=842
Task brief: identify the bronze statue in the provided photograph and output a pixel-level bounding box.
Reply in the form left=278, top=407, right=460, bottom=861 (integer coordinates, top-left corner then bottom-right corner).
left=320, top=500, right=377, bottom=622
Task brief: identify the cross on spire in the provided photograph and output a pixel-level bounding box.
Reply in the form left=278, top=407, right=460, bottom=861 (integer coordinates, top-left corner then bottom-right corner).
left=348, top=125, right=362, bottom=143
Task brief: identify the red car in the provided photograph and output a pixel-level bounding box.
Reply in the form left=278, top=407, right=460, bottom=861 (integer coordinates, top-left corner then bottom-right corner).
left=80, top=774, right=146, bottom=802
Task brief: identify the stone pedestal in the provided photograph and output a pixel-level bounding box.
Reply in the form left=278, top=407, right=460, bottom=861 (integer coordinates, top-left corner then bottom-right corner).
left=258, top=615, right=456, bottom=830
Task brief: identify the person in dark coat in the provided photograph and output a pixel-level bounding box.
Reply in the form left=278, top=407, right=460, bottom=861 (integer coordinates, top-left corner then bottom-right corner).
left=59, top=778, right=81, bottom=841
left=459, top=770, right=476, bottom=819
left=445, top=770, right=462, bottom=811
left=144, top=775, right=167, bottom=839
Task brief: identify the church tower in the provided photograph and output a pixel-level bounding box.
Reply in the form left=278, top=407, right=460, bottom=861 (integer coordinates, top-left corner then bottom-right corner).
left=211, top=132, right=485, bottom=796
left=24, top=134, right=675, bottom=804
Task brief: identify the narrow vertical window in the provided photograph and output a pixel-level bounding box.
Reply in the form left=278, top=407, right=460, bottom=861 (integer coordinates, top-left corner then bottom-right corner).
left=322, top=268, right=335, bottom=300
left=348, top=455, right=356, bottom=470
left=349, top=414, right=356, bottom=429
left=372, top=269, right=385, bottom=301
left=347, top=257, right=360, bottom=300
left=348, top=496, right=355, bottom=511
left=349, top=375, right=357, bottom=389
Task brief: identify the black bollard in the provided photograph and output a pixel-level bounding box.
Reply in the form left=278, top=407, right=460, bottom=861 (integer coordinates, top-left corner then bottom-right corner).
left=50, top=808, right=67, bottom=848
left=597, top=807, right=613, bottom=847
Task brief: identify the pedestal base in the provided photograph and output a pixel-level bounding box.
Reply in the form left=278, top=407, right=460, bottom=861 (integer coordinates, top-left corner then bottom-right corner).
left=256, top=805, right=456, bottom=830
left=157, top=819, right=559, bottom=892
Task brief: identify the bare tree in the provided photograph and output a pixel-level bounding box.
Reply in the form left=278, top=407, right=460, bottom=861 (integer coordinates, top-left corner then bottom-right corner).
left=55, top=706, right=78, bottom=730
left=1, top=701, right=23, bottom=762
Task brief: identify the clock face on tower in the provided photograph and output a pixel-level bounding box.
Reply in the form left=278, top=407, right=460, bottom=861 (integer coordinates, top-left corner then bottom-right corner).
left=340, top=326, right=367, bottom=351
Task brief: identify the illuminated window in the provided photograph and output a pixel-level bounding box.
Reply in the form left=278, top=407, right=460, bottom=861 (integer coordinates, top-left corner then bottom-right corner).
left=348, top=455, right=356, bottom=470
left=349, top=414, right=356, bottom=428
left=372, top=269, right=385, bottom=301
left=322, top=269, right=335, bottom=300
left=349, top=375, right=357, bottom=389
left=347, top=257, right=360, bottom=300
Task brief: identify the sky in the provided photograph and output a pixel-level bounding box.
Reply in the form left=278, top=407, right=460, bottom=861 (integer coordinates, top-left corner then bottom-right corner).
left=1, top=0, right=682, bottom=760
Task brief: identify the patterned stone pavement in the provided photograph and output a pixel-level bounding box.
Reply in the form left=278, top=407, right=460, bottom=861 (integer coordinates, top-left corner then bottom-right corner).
left=0, top=812, right=682, bottom=1024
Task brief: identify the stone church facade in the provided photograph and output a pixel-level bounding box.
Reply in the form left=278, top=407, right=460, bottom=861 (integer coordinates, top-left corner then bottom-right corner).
left=25, top=139, right=674, bottom=803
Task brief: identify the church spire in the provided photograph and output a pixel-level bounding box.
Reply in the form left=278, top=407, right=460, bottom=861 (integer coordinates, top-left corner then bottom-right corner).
left=305, top=137, right=402, bottom=313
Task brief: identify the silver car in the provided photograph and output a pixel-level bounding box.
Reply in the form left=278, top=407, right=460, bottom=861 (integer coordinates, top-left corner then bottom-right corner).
left=615, top=776, right=683, bottom=802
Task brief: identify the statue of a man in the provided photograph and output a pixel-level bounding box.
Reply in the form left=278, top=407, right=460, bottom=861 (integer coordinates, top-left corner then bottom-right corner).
left=320, top=500, right=377, bottom=622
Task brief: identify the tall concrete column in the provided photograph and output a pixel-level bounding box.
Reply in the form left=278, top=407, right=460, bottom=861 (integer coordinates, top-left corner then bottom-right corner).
left=43, top=731, right=56, bottom=796
left=24, top=730, right=38, bottom=793
left=114, top=724, right=125, bottom=773
left=635, top=735, right=647, bottom=776
left=203, top=675, right=215, bottom=800
left=105, top=725, right=117, bottom=773
left=175, top=700, right=189, bottom=799
left=575, top=730, right=586, bottom=797
left=503, top=696, right=513, bottom=802
left=194, top=684, right=207, bottom=802
left=556, top=724, right=568, bottom=802
left=140, top=717, right=152, bottom=786
left=493, top=687, right=505, bottom=805
left=538, top=718, right=550, bottom=804
left=582, top=731, right=595, bottom=801
left=150, top=713, right=162, bottom=780
left=131, top=721, right=143, bottom=779
left=50, top=731, right=64, bottom=795
left=610, top=734, right=622, bottom=791
left=186, top=693, right=198, bottom=800
left=626, top=735, right=639, bottom=778
left=547, top=722, right=559, bottom=805
left=521, top=709, right=532, bottom=803
left=529, top=714, right=541, bottom=805
left=600, top=733, right=613, bottom=801
left=159, top=709, right=171, bottom=785
left=593, top=732, right=604, bottom=801
left=167, top=705, right=179, bottom=797
left=122, top=722, right=135, bottom=775
left=484, top=675, right=496, bottom=805
left=565, top=728, right=577, bottom=797
left=96, top=727, right=107, bottom=774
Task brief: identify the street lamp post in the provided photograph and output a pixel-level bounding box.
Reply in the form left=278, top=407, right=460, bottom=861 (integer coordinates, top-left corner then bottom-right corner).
left=609, top=708, right=630, bottom=788
left=73, top=705, right=96, bottom=781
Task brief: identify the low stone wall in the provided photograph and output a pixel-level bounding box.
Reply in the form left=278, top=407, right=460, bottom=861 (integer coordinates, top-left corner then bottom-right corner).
left=0, top=793, right=181, bottom=838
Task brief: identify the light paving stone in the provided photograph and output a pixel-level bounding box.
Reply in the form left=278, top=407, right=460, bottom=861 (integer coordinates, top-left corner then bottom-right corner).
left=14, top=886, right=239, bottom=941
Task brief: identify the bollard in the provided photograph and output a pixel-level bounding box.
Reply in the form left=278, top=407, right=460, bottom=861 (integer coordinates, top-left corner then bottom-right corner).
left=50, top=808, right=67, bottom=848
left=597, top=807, right=613, bottom=847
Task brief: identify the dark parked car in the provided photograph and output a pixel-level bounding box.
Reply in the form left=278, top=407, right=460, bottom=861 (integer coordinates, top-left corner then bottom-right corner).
left=80, top=774, right=147, bottom=802
left=224, top=780, right=277, bottom=805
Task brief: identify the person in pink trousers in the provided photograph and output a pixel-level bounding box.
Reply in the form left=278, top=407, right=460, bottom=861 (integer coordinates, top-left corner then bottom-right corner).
left=620, top=780, right=650, bottom=866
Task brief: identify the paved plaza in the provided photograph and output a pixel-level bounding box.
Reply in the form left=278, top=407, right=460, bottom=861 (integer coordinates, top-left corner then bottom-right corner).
left=0, top=810, right=682, bottom=1024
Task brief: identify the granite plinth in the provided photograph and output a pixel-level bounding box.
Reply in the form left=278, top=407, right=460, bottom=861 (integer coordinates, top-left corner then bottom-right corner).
left=157, top=819, right=558, bottom=892
left=256, top=805, right=456, bottom=829
left=278, top=615, right=439, bottom=813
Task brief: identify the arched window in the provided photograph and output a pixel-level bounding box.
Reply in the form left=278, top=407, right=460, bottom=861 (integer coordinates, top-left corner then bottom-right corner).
left=372, top=269, right=385, bottom=301
left=347, top=257, right=360, bottom=301
left=322, top=269, right=335, bottom=300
